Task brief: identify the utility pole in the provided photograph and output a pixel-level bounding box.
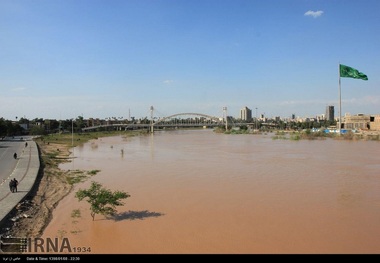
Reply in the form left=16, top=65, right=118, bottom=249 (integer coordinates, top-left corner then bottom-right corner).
left=223, top=107, right=228, bottom=130
left=150, top=106, right=154, bottom=133
left=71, top=118, right=74, bottom=146
left=255, top=107, right=258, bottom=130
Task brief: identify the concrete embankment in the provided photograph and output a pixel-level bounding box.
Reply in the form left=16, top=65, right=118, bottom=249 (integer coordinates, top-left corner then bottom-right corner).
left=0, top=141, right=40, bottom=228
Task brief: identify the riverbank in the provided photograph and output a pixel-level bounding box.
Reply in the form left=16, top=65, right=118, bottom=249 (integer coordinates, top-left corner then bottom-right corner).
left=0, top=130, right=147, bottom=239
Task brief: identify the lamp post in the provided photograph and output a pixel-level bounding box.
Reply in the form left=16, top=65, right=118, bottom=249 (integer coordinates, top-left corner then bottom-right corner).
left=150, top=106, right=154, bottom=133
left=71, top=118, right=74, bottom=147
left=71, top=118, right=75, bottom=170
left=223, top=107, right=228, bottom=130
left=255, top=107, right=258, bottom=130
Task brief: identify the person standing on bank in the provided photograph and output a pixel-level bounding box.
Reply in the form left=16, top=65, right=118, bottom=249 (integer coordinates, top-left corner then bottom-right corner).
left=9, top=179, right=15, bottom=193
left=13, top=178, right=18, bottom=192
left=9, top=179, right=18, bottom=193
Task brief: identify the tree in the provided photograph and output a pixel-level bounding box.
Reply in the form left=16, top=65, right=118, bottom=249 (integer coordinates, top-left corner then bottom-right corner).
left=0, top=118, right=6, bottom=137
left=75, top=181, right=131, bottom=221
left=75, top=116, right=85, bottom=131
left=30, top=125, right=47, bottom=135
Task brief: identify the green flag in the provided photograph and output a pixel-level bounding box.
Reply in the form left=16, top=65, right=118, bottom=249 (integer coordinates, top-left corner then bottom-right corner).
left=340, top=64, right=368, bottom=80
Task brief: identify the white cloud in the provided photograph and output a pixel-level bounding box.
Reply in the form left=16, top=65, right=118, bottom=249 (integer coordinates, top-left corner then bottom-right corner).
left=11, top=87, right=26, bottom=92
left=344, top=96, right=380, bottom=106
left=162, top=80, right=174, bottom=84
left=304, top=10, right=324, bottom=18
left=279, top=99, right=329, bottom=106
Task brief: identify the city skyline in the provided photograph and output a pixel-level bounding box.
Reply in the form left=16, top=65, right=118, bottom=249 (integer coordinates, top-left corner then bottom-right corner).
left=5, top=104, right=363, bottom=122
left=0, top=101, right=375, bottom=122
left=1, top=0, right=379, bottom=120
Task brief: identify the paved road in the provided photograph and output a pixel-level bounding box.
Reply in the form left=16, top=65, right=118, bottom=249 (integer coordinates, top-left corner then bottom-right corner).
left=0, top=137, right=28, bottom=184
left=0, top=137, right=40, bottom=232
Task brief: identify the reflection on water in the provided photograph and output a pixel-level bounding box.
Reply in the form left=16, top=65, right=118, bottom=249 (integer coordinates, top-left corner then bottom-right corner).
left=41, top=129, right=380, bottom=254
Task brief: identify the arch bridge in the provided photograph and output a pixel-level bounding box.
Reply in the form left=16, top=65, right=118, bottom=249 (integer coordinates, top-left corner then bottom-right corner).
left=82, top=111, right=228, bottom=132
left=154, top=112, right=221, bottom=125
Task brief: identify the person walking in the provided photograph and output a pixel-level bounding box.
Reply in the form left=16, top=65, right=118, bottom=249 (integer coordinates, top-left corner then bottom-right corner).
left=9, top=179, right=18, bottom=193
left=13, top=178, right=19, bottom=192
left=9, top=179, right=15, bottom=193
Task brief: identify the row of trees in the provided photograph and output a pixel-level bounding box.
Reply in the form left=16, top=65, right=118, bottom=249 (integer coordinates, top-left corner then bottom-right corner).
left=233, top=119, right=337, bottom=131
left=0, top=116, right=86, bottom=137
left=0, top=118, right=24, bottom=137
left=275, top=119, right=337, bottom=130
left=1, top=115, right=338, bottom=137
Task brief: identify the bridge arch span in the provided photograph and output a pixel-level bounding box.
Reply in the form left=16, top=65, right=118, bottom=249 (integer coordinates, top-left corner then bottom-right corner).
left=153, top=112, right=222, bottom=126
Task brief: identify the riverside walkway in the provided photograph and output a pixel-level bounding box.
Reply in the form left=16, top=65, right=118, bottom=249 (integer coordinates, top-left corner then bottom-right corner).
left=0, top=139, right=40, bottom=228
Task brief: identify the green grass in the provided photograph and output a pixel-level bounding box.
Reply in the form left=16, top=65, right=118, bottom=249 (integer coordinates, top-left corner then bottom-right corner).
left=66, top=169, right=99, bottom=185
left=71, top=209, right=81, bottom=218
left=87, top=169, right=101, bottom=175
left=37, top=130, right=148, bottom=148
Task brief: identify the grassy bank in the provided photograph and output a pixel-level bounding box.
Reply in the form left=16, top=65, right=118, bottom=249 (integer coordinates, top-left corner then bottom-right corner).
left=37, top=130, right=149, bottom=148
left=271, top=129, right=380, bottom=141
left=35, top=130, right=150, bottom=185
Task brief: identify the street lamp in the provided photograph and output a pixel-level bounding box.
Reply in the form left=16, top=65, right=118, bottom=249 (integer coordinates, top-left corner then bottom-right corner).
left=71, top=118, right=75, bottom=170
left=223, top=107, right=228, bottom=130
left=71, top=118, right=74, bottom=147
left=255, top=107, right=258, bottom=130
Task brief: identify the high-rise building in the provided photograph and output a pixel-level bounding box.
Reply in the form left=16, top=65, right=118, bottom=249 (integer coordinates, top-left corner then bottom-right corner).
left=240, top=106, right=252, bottom=121
left=325, top=106, right=334, bottom=121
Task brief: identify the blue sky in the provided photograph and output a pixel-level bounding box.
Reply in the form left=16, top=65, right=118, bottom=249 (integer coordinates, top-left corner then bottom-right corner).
left=1, top=0, right=379, bottom=120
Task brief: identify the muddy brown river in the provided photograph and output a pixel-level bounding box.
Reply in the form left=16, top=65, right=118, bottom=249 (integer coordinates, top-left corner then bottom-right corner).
left=40, top=129, right=380, bottom=254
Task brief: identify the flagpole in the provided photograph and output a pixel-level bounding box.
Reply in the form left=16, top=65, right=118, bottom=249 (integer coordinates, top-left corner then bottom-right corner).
left=338, top=63, right=341, bottom=135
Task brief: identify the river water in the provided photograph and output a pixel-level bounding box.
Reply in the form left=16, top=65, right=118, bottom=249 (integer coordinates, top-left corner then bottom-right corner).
left=40, top=129, right=380, bottom=254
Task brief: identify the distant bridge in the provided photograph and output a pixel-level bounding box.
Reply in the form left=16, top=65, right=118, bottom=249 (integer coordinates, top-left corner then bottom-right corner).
left=82, top=112, right=227, bottom=132
left=81, top=107, right=274, bottom=133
